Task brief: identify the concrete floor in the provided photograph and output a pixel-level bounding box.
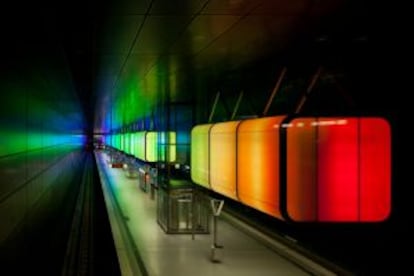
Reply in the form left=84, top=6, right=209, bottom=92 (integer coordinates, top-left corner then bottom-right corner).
left=95, top=151, right=312, bottom=276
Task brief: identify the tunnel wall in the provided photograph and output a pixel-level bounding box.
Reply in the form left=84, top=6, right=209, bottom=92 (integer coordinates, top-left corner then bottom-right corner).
left=0, top=45, right=87, bottom=273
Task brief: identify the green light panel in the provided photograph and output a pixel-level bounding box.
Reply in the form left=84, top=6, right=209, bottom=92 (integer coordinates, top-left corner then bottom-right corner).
left=125, top=132, right=131, bottom=154
left=190, top=124, right=212, bottom=188
left=134, top=132, right=146, bottom=160
left=130, top=132, right=136, bottom=156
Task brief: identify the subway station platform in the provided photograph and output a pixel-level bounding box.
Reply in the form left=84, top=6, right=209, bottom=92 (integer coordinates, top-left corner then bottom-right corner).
left=94, top=151, right=339, bottom=276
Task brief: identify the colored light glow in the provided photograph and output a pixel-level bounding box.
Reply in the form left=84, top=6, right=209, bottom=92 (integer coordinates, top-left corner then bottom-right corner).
left=158, top=132, right=176, bottom=162
left=174, top=131, right=190, bottom=164
left=286, top=117, right=391, bottom=222
left=106, top=63, right=160, bottom=130
left=1, top=130, right=27, bottom=155
left=127, top=131, right=176, bottom=162
left=177, top=131, right=190, bottom=144
left=237, top=116, right=286, bottom=219
left=1, top=92, right=86, bottom=155
left=191, top=124, right=213, bottom=188
left=108, top=134, right=113, bottom=147
left=1, top=55, right=87, bottom=161
left=1, top=129, right=85, bottom=156
left=210, top=121, right=241, bottom=200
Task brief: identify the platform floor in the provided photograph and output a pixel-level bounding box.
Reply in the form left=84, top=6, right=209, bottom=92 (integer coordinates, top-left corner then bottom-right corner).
left=95, top=151, right=315, bottom=276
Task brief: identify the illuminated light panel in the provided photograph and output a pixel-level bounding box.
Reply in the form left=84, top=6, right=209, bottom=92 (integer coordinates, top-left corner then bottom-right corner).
left=130, top=132, right=136, bottom=155
left=210, top=121, right=241, bottom=200
left=191, top=124, right=213, bottom=188
left=286, top=118, right=317, bottom=221
left=125, top=132, right=131, bottom=155
left=114, top=134, right=120, bottom=150
left=122, top=133, right=127, bottom=153
left=127, top=131, right=177, bottom=162
left=134, top=132, right=146, bottom=160
left=286, top=117, right=391, bottom=222
left=360, top=118, right=391, bottom=221
left=317, top=118, right=359, bottom=221
left=146, top=132, right=158, bottom=162
left=237, top=116, right=286, bottom=219
left=118, top=134, right=122, bottom=150
left=120, top=133, right=124, bottom=151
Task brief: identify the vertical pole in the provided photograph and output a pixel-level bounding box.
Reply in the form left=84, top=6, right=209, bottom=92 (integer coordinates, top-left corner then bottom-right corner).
left=295, top=66, right=323, bottom=114
left=192, top=191, right=195, bottom=240
left=262, top=67, right=287, bottom=117
left=210, top=199, right=224, bottom=262
left=231, top=91, right=244, bottom=120
left=208, top=92, right=220, bottom=123
left=213, top=215, right=218, bottom=246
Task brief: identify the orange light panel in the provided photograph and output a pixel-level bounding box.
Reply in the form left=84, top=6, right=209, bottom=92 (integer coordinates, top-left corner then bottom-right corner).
left=237, top=116, right=286, bottom=219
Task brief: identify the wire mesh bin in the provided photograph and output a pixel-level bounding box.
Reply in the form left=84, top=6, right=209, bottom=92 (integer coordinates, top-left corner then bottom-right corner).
left=157, top=179, right=209, bottom=234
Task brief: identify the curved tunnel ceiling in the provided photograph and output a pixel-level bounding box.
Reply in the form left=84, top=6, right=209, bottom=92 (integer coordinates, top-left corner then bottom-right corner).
left=1, top=0, right=383, bottom=135
left=92, top=0, right=371, bottom=133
